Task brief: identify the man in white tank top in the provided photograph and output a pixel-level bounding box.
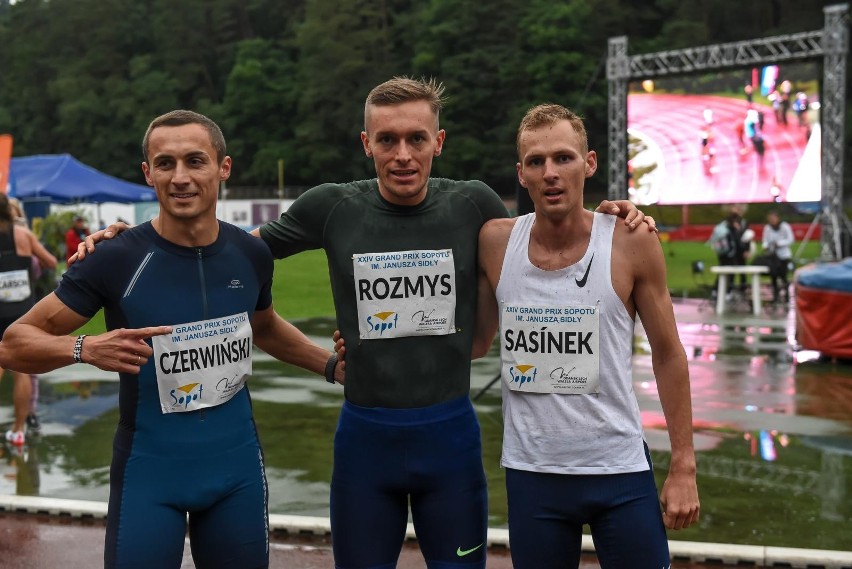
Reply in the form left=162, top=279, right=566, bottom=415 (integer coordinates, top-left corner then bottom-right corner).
left=477, top=104, right=700, bottom=568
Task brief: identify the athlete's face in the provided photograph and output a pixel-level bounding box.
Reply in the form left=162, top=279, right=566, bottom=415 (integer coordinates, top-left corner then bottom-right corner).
left=361, top=100, right=445, bottom=206
left=142, top=123, right=231, bottom=224
left=517, top=119, right=596, bottom=218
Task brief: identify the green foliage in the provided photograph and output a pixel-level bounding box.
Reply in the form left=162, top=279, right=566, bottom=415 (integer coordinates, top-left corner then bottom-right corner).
left=0, top=0, right=848, bottom=196
left=36, top=209, right=89, bottom=260
left=412, top=0, right=527, bottom=194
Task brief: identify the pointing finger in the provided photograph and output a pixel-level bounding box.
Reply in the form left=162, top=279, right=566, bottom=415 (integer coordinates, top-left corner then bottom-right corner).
left=132, top=326, right=173, bottom=340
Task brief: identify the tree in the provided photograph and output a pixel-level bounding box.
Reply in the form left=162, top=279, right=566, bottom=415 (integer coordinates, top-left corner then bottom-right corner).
left=216, top=38, right=302, bottom=186
left=412, top=0, right=527, bottom=195
left=289, top=0, right=415, bottom=184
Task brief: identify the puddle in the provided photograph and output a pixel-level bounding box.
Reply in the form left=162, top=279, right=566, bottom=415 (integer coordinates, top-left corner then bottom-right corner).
left=1, top=304, right=850, bottom=550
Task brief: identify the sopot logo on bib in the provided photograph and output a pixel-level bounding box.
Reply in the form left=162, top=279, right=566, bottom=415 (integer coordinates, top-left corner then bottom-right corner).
left=508, top=364, right=538, bottom=387
left=366, top=311, right=399, bottom=336
left=170, top=382, right=204, bottom=410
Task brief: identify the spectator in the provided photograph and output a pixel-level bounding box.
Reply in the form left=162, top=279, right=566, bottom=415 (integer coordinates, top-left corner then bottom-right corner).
left=0, top=193, right=57, bottom=446
left=761, top=210, right=794, bottom=304
left=8, top=197, right=47, bottom=432
left=64, top=216, right=89, bottom=262
left=708, top=207, right=750, bottom=293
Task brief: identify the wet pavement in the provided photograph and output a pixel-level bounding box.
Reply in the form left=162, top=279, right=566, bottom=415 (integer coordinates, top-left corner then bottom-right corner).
left=1, top=296, right=851, bottom=567
left=0, top=512, right=771, bottom=569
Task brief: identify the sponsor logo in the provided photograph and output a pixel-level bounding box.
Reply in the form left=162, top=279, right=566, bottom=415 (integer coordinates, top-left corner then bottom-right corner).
left=575, top=253, right=594, bottom=287
left=227, top=279, right=243, bottom=289
left=411, top=307, right=448, bottom=327
left=508, top=364, right=537, bottom=387
left=456, top=543, right=483, bottom=557
left=170, top=382, right=203, bottom=410
left=366, top=311, right=399, bottom=336
left=216, top=373, right=245, bottom=399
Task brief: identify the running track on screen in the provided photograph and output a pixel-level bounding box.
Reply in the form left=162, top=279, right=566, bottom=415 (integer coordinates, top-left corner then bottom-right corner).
left=627, top=93, right=818, bottom=205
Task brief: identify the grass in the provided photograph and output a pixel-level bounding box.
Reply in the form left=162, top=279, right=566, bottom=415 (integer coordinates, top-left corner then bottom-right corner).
left=659, top=239, right=822, bottom=298
left=69, top=238, right=823, bottom=337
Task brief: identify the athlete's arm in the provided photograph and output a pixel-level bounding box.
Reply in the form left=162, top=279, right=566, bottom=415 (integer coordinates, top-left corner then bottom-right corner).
left=471, top=219, right=514, bottom=359
left=21, top=227, right=58, bottom=269
left=252, top=305, right=344, bottom=383
left=0, top=293, right=171, bottom=374
left=620, top=228, right=700, bottom=531
left=594, top=199, right=657, bottom=232
left=471, top=270, right=498, bottom=359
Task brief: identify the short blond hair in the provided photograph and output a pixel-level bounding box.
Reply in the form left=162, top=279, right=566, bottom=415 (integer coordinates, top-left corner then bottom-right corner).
left=364, top=77, right=446, bottom=131
left=517, top=103, right=588, bottom=157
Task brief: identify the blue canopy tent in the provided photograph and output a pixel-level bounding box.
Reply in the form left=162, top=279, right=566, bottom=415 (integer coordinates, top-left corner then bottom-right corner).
left=9, top=154, right=156, bottom=204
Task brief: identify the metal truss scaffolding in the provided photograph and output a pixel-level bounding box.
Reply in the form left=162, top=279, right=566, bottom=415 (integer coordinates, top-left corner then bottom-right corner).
left=608, top=4, right=849, bottom=260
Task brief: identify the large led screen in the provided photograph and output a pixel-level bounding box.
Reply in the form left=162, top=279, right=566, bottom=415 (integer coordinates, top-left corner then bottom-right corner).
left=627, top=62, right=820, bottom=205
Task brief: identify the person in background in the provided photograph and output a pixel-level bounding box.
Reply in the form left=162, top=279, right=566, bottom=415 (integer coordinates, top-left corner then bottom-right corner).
left=743, top=83, right=754, bottom=104
left=65, top=216, right=90, bottom=262
left=7, top=197, right=46, bottom=432
left=778, top=79, right=793, bottom=126
left=708, top=207, right=751, bottom=294
left=477, top=103, right=699, bottom=568
left=0, top=193, right=57, bottom=446
left=762, top=210, right=794, bottom=305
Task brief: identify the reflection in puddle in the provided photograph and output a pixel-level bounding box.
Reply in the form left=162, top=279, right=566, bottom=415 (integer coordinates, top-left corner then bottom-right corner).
left=0, top=307, right=850, bottom=550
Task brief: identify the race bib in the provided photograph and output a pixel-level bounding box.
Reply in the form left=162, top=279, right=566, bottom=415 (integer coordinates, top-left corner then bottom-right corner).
left=0, top=270, right=31, bottom=303
left=501, top=303, right=600, bottom=394
left=152, top=312, right=252, bottom=414
left=353, top=249, right=456, bottom=339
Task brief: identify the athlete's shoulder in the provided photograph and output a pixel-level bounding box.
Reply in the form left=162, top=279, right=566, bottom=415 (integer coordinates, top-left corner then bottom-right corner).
left=90, top=221, right=154, bottom=259
left=433, top=178, right=509, bottom=219
left=613, top=215, right=662, bottom=261
left=219, top=221, right=273, bottom=260
left=298, top=180, right=374, bottom=204
left=433, top=177, right=494, bottom=195
left=480, top=217, right=517, bottom=241
left=479, top=216, right=516, bottom=254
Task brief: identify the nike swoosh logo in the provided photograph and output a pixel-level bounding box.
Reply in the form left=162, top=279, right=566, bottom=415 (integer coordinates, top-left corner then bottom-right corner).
left=456, top=543, right=483, bottom=557
left=575, top=253, right=594, bottom=287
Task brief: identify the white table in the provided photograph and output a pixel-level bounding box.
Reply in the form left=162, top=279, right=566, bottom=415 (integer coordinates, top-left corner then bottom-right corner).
left=710, top=265, right=770, bottom=315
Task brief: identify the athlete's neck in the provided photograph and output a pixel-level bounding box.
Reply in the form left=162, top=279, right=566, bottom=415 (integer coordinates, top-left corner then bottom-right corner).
left=152, top=216, right=220, bottom=248
left=528, top=210, right=593, bottom=270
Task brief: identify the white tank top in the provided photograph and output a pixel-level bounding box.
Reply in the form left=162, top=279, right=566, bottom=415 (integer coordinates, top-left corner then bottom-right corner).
left=496, top=212, right=647, bottom=474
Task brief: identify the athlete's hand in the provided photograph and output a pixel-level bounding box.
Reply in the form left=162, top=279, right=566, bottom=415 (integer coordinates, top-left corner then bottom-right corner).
left=80, top=326, right=172, bottom=374
left=70, top=221, right=131, bottom=266
left=595, top=200, right=657, bottom=233
left=659, top=470, right=700, bottom=530
left=332, top=330, right=346, bottom=362
left=332, top=330, right=346, bottom=384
